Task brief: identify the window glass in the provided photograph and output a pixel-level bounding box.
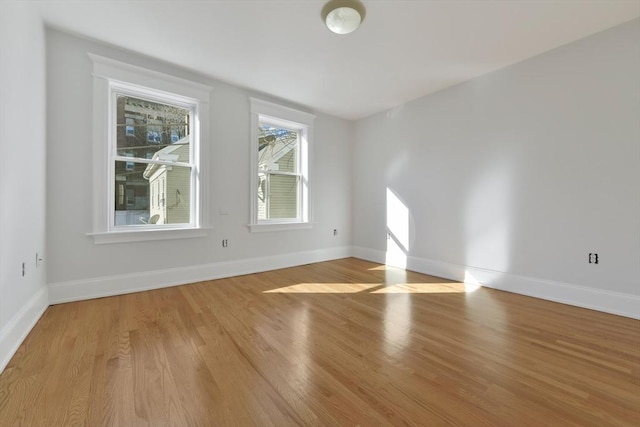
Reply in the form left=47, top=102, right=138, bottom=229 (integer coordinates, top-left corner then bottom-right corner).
left=257, top=124, right=300, bottom=221
left=258, top=125, right=298, bottom=173
left=116, top=95, right=190, bottom=162
left=113, top=94, right=193, bottom=227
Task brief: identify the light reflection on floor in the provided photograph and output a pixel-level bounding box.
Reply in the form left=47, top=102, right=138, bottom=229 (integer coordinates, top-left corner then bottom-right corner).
left=262, top=263, right=485, bottom=367
left=383, top=287, right=412, bottom=357
left=263, top=281, right=475, bottom=294
left=263, top=282, right=380, bottom=293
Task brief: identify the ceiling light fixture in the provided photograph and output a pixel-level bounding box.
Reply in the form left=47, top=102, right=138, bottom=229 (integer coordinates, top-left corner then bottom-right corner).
left=322, top=1, right=365, bottom=35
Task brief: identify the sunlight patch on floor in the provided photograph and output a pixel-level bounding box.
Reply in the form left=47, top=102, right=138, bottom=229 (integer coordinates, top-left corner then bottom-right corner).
left=368, top=265, right=391, bottom=271
left=371, top=282, right=469, bottom=294
left=264, top=282, right=473, bottom=294
left=264, top=283, right=382, bottom=293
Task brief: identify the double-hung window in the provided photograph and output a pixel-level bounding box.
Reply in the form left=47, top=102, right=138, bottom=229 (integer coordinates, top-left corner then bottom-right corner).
left=249, top=98, right=315, bottom=231
left=89, top=54, right=211, bottom=243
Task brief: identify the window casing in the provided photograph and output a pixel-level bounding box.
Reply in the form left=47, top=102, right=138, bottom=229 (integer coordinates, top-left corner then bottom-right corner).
left=89, top=54, right=211, bottom=244
left=249, top=98, right=315, bottom=232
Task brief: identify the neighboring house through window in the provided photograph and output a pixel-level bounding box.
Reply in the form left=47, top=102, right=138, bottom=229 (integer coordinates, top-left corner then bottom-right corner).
left=89, top=54, right=211, bottom=243
left=249, top=98, right=315, bottom=232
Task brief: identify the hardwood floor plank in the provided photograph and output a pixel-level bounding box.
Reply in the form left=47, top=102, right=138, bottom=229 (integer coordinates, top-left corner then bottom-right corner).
left=0, top=258, right=638, bottom=426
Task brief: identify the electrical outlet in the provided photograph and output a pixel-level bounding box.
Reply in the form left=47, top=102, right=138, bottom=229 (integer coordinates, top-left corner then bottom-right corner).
left=22, top=262, right=25, bottom=276
left=333, top=229, right=338, bottom=236
left=589, top=253, right=599, bottom=264
left=222, top=239, right=229, bottom=248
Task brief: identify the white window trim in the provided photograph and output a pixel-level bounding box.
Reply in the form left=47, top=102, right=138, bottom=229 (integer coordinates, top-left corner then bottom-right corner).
left=88, top=54, right=212, bottom=244
left=249, top=98, right=315, bottom=232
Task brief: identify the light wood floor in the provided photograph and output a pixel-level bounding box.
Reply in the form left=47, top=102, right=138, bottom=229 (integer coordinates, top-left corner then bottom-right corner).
left=0, top=258, right=638, bottom=426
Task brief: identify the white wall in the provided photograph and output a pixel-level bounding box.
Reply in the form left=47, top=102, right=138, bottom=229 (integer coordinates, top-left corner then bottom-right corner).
left=353, top=19, right=640, bottom=317
left=0, top=2, right=49, bottom=372
left=45, top=29, right=353, bottom=301
left=2, top=11, right=635, bottom=378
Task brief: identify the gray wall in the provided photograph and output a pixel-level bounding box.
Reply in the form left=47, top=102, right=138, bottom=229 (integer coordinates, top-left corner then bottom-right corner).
left=353, top=20, right=639, bottom=298
left=0, top=2, right=48, bottom=370
left=45, top=29, right=353, bottom=285
left=3, top=12, right=637, bottom=367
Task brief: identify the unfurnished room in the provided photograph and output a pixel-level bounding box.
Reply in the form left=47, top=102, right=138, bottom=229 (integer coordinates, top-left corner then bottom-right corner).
left=0, top=0, right=639, bottom=425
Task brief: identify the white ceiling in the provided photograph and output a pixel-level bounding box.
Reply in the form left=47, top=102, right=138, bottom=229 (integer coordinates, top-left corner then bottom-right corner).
left=37, top=0, right=640, bottom=120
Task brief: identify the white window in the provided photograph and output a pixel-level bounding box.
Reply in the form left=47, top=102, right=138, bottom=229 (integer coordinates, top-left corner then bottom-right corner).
left=249, top=98, right=314, bottom=232
left=89, top=54, right=211, bottom=243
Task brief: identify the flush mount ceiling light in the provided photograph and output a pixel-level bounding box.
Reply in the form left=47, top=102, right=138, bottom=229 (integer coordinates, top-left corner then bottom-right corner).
left=326, top=7, right=361, bottom=34
left=322, top=1, right=365, bottom=35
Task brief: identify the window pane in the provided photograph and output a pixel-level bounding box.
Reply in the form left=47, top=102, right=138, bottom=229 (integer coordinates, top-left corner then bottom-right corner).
left=258, top=173, right=299, bottom=220
left=257, top=173, right=267, bottom=220
left=115, top=161, right=191, bottom=226
left=258, top=125, right=297, bottom=173
left=116, top=95, right=190, bottom=162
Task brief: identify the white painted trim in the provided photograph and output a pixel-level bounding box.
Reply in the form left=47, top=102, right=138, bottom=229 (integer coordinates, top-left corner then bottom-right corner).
left=48, top=246, right=352, bottom=304
left=89, top=53, right=212, bottom=242
left=248, top=222, right=313, bottom=233
left=9, top=247, right=634, bottom=375
left=352, top=246, right=640, bottom=319
left=0, top=287, right=49, bottom=374
left=87, top=227, right=210, bottom=244
left=249, top=97, right=315, bottom=126
left=351, top=246, right=385, bottom=264
left=89, top=53, right=212, bottom=100
left=249, top=97, right=314, bottom=228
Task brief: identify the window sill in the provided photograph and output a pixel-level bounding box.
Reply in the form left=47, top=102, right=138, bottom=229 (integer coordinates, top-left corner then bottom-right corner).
left=88, top=227, right=210, bottom=244
left=249, top=222, right=312, bottom=233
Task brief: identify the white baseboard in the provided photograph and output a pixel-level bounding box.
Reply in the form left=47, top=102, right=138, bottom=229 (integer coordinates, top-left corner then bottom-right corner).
left=9, top=245, right=633, bottom=376
left=48, top=246, right=353, bottom=304
left=0, top=287, right=49, bottom=374
left=352, top=246, right=640, bottom=319
left=47, top=244, right=640, bottom=316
